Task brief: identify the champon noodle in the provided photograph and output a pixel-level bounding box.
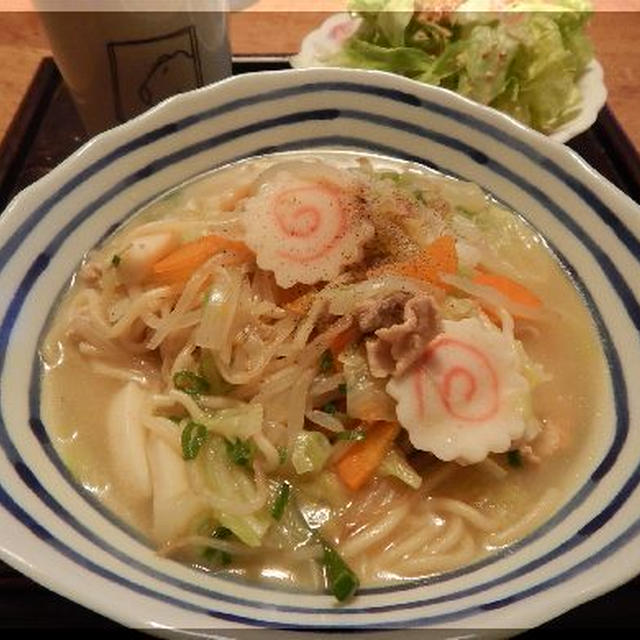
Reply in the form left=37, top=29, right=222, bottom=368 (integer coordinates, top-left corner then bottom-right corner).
left=40, top=151, right=605, bottom=601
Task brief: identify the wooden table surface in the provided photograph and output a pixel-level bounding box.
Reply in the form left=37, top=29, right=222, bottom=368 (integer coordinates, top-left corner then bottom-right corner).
left=0, top=10, right=639, bottom=153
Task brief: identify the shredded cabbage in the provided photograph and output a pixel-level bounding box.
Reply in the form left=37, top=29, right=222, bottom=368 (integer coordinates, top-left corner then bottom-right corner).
left=194, top=267, right=243, bottom=355
left=341, top=347, right=397, bottom=422
left=299, top=471, right=349, bottom=510
left=291, top=431, right=332, bottom=475
left=199, top=403, right=264, bottom=441
left=379, top=449, right=423, bottom=489
left=450, top=202, right=550, bottom=283
left=201, top=436, right=271, bottom=547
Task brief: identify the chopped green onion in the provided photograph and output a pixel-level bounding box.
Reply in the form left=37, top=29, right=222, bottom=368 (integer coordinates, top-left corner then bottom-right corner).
left=507, top=450, right=523, bottom=468
left=335, top=428, right=366, bottom=442
left=203, top=548, right=232, bottom=566
left=271, top=481, right=291, bottom=521
left=456, top=205, right=477, bottom=218
left=321, top=540, right=360, bottom=602
left=322, top=402, right=337, bottom=415
left=414, top=189, right=427, bottom=205
left=203, top=526, right=234, bottom=566
left=199, top=349, right=233, bottom=396
left=212, top=526, right=233, bottom=539
left=277, top=446, right=288, bottom=465
left=173, top=370, right=210, bottom=395
left=319, top=349, right=334, bottom=373
left=289, top=491, right=360, bottom=603
left=181, top=421, right=208, bottom=460
left=338, top=383, right=347, bottom=396
left=111, top=254, right=121, bottom=267
left=225, top=437, right=253, bottom=467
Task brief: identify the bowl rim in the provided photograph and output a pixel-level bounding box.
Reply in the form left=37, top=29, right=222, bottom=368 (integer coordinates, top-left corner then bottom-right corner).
left=0, top=66, right=628, bottom=225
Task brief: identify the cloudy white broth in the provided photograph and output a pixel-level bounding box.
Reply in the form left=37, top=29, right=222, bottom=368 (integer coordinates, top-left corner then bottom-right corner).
left=40, top=151, right=605, bottom=600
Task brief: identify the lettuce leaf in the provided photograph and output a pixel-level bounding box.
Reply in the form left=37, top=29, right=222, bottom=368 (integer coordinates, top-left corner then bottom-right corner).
left=456, top=23, right=520, bottom=106
left=375, top=0, right=415, bottom=46
left=327, top=1, right=593, bottom=133
left=333, top=38, right=434, bottom=77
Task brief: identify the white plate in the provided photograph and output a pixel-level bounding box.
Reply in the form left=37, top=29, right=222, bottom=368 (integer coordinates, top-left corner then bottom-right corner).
left=290, top=12, right=608, bottom=143
left=0, top=67, right=639, bottom=634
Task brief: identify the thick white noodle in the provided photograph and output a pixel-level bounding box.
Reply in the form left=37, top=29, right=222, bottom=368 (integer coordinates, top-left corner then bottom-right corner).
left=105, top=288, right=173, bottom=339
left=489, top=488, right=559, bottom=546
left=290, top=297, right=327, bottom=353
left=248, top=364, right=301, bottom=401
left=377, top=516, right=442, bottom=565
left=427, top=515, right=465, bottom=554
left=309, top=373, right=345, bottom=398
left=305, top=410, right=344, bottom=433
left=142, top=414, right=181, bottom=444
left=426, top=498, right=498, bottom=533
left=169, top=341, right=197, bottom=380
left=296, top=315, right=353, bottom=369
left=159, top=389, right=242, bottom=421
left=88, top=360, right=150, bottom=387
left=213, top=315, right=297, bottom=385
left=197, top=395, right=244, bottom=410
left=68, top=317, right=126, bottom=359
left=393, top=532, right=476, bottom=576
left=420, top=464, right=459, bottom=494
left=476, top=458, right=509, bottom=480
left=339, top=502, right=411, bottom=559
left=252, top=431, right=281, bottom=472
left=286, top=368, right=316, bottom=445
left=114, top=219, right=213, bottom=246
left=159, top=535, right=258, bottom=557
left=146, top=257, right=219, bottom=350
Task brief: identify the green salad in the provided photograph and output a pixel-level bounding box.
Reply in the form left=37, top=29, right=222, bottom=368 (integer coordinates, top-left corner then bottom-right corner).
left=326, top=0, right=593, bottom=133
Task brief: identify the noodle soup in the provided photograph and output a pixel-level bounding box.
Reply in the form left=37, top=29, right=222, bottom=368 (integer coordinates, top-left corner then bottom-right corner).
left=40, top=151, right=605, bottom=599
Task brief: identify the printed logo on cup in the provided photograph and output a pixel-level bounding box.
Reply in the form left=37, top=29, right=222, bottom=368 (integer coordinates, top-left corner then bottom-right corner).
left=107, top=26, right=204, bottom=122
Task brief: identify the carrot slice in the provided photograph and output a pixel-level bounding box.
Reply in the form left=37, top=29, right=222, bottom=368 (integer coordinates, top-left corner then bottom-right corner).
left=151, top=235, right=253, bottom=285
left=329, top=323, right=361, bottom=359
left=335, top=421, right=401, bottom=491
left=473, top=270, right=541, bottom=308
left=278, top=283, right=316, bottom=315
left=284, top=292, right=316, bottom=316
left=367, top=235, right=458, bottom=286
left=395, top=235, right=458, bottom=283
left=277, top=283, right=311, bottom=307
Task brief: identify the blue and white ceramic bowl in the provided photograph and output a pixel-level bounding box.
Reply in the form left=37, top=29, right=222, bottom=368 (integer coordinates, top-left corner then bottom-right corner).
left=1, top=68, right=639, bottom=634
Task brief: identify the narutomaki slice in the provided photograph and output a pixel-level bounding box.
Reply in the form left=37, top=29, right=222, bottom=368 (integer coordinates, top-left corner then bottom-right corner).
left=240, top=163, right=374, bottom=288
left=387, top=317, right=541, bottom=464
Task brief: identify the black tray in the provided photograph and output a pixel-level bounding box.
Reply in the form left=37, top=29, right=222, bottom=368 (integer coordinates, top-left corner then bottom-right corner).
left=1, top=57, right=639, bottom=634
